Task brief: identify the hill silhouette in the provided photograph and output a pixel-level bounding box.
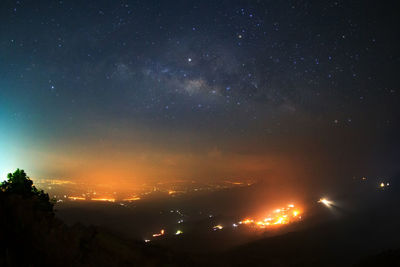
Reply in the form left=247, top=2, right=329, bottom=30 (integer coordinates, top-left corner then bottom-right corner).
left=0, top=169, right=185, bottom=266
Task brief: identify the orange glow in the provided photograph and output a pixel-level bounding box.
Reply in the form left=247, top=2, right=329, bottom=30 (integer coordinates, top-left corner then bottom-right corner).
left=29, top=135, right=305, bottom=197
left=68, top=196, right=85, bottom=201
left=274, top=217, right=284, bottom=225
left=91, top=197, right=115, bottom=202
left=239, top=219, right=254, bottom=225
left=236, top=204, right=302, bottom=229
left=152, top=229, right=165, bottom=237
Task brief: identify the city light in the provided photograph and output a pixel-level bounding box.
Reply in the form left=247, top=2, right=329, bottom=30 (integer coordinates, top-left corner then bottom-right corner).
left=175, top=230, right=183, bottom=235
left=239, top=219, right=254, bottom=225
left=213, top=225, right=224, bottom=230
left=233, top=204, right=302, bottom=229
left=152, top=229, right=165, bottom=237
left=123, top=196, right=141, bottom=201
left=379, top=182, right=390, bottom=189
left=91, top=198, right=115, bottom=202
left=68, top=196, right=85, bottom=201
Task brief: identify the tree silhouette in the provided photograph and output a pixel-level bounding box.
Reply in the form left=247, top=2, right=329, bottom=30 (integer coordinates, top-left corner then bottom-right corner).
left=1, top=169, right=53, bottom=211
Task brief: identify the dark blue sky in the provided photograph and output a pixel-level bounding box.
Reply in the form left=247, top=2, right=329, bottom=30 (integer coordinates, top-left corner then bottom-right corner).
left=1, top=1, right=399, bottom=189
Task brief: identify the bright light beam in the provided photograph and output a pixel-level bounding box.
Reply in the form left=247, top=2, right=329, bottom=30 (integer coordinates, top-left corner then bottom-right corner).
left=318, top=198, right=332, bottom=207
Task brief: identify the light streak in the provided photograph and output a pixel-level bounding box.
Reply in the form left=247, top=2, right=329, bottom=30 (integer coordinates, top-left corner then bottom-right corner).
left=239, top=219, right=254, bottom=225
left=213, top=225, right=223, bottom=230
left=123, top=196, right=141, bottom=201
left=68, top=196, right=85, bottom=201
left=91, top=198, right=115, bottom=202
left=152, top=229, right=165, bottom=237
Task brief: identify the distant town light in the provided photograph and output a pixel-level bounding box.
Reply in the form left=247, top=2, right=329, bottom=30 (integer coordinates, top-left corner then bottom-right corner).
left=234, top=204, right=301, bottom=229
left=91, top=198, right=115, bottom=202
left=213, top=225, right=223, bottom=231
left=152, top=229, right=165, bottom=237
left=175, top=230, right=183, bottom=235
left=239, top=219, right=254, bottom=225
left=379, top=182, right=390, bottom=189
left=123, top=196, right=141, bottom=201
left=68, top=196, right=85, bottom=201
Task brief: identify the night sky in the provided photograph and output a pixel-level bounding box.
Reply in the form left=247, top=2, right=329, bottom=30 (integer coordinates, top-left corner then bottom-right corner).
left=1, top=1, right=399, bottom=191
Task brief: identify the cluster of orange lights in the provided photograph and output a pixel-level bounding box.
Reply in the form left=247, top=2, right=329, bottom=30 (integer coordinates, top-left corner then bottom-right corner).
left=67, top=196, right=117, bottom=202
left=146, top=204, right=301, bottom=243
left=237, top=204, right=302, bottom=228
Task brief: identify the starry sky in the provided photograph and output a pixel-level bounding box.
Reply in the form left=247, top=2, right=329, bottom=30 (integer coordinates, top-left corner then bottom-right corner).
left=1, top=1, right=399, bottom=190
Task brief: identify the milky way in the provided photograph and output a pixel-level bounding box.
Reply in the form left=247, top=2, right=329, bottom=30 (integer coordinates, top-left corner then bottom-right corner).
left=0, top=1, right=399, bottom=190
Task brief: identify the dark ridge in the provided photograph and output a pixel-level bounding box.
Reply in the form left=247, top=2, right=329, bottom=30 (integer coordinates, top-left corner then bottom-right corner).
left=0, top=169, right=188, bottom=266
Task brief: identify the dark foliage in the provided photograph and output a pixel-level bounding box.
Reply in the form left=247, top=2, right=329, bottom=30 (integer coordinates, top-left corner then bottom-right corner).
left=0, top=169, right=185, bottom=266
left=0, top=169, right=53, bottom=212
